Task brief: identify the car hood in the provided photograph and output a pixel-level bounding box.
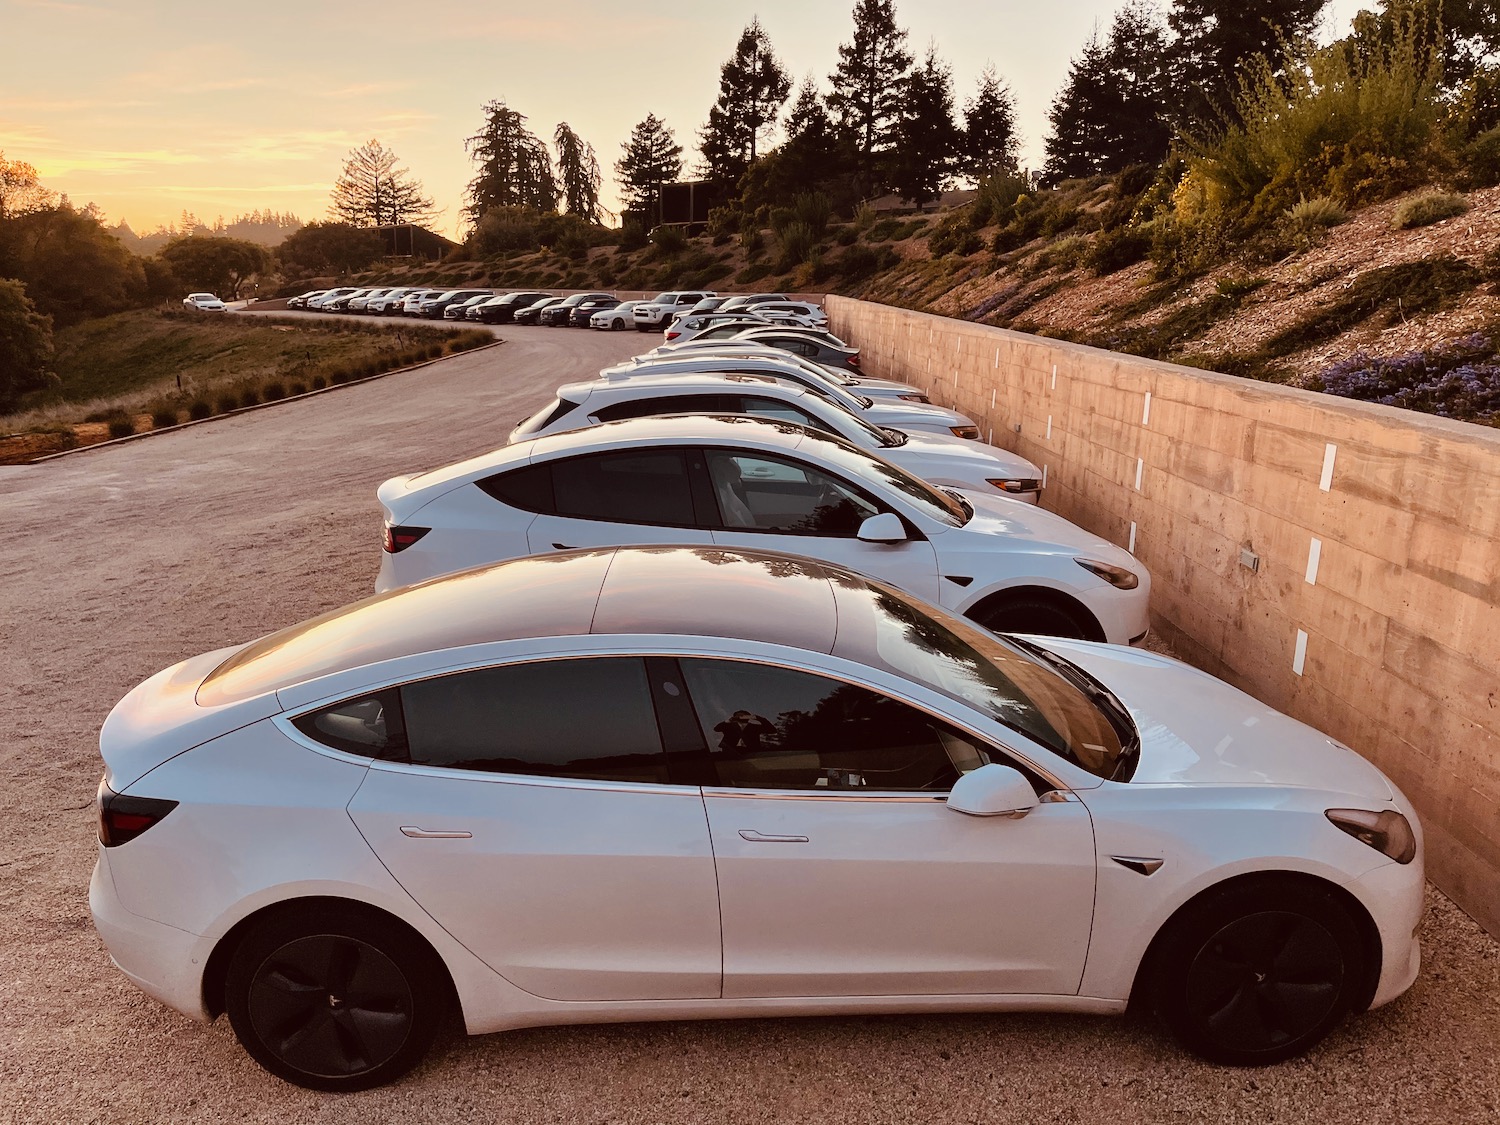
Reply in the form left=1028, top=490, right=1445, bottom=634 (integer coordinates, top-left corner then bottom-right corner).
left=939, top=490, right=1141, bottom=558
left=887, top=431, right=1039, bottom=480
left=864, top=400, right=974, bottom=429
left=1030, top=639, right=1395, bottom=799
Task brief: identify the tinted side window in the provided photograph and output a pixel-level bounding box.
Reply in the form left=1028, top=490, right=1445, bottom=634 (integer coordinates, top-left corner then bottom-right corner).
left=592, top=395, right=736, bottom=423
left=739, top=396, right=830, bottom=431
left=679, top=659, right=965, bottom=792
left=552, top=450, right=695, bottom=526
left=293, top=689, right=407, bottom=759
left=705, top=450, right=880, bottom=535
left=478, top=463, right=556, bottom=513
left=400, top=657, right=668, bottom=783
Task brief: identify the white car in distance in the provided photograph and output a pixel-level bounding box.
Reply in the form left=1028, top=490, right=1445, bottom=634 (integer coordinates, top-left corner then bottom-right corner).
left=663, top=312, right=772, bottom=343
left=92, top=545, right=1423, bottom=1091
left=376, top=413, right=1147, bottom=642
left=182, top=293, right=226, bottom=311
left=590, top=300, right=645, bottom=330
left=510, top=372, right=1043, bottom=502
left=633, top=290, right=717, bottom=331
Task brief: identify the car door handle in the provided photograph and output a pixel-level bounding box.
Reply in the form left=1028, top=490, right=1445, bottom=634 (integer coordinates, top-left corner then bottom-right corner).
left=551, top=542, right=571, bottom=550
left=399, top=826, right=472, bottom=839
left=738, top=830, right=809, bottom=844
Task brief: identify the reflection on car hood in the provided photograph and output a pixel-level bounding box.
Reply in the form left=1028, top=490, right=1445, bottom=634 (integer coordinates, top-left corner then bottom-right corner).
left=944, top=491, right=1140, bottom=558
left=894, top=431, right=1038, bottom=477
left=1029, top=639, right=1394, bottom=799
left=864, top=400, right=972, bottom=428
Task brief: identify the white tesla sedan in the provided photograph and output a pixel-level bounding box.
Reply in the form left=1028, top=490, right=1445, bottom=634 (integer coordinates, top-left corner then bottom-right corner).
left=182, top=292, right=226, bottom=311
left=92, top=546, right=1423, bottom=1091
left=509, top=372, right=1043, bottom=502
left=626, top=344, right=937, bottom=405
left=376, top=415, right=1147, bottom=642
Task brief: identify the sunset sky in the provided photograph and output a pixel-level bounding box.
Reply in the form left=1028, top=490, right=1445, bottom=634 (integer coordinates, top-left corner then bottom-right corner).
left=1, top=0, right=1368, bottom=239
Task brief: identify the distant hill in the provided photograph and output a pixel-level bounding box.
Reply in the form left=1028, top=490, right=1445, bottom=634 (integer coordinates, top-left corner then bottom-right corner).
left=112, top=210, right=304, bottom=255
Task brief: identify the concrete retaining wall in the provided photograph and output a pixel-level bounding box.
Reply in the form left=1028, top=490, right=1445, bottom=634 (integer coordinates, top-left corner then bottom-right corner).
left=828, top=295, right=1500, bottom=936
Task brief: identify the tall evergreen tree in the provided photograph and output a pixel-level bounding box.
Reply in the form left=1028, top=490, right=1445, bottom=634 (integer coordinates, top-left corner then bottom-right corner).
left=698, top=17, right=792, bottom=182
left=1044, top=2, right=1172, bottom=183
left=963, top=65, right=1020, bottom=176
left=1365, top=1, right=1500, bottom=86
left=826, top=0, right=913, bottom=169
left=889, top=45, right=962, bottom=207
left=615, top=114, right=683, bottom=223
left=553, top=122, right=602, bottom=223
left=328, top=139, right=435, bottom=227
left=1167, top=0, right=1328, bottom=127
left=464, top=100, right=557, bottom=224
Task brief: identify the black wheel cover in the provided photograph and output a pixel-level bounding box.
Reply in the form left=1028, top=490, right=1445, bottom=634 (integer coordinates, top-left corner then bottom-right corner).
left=247, top=935, right=414, bottom=1079
left=1185, top=910, right=1345, bottom=1054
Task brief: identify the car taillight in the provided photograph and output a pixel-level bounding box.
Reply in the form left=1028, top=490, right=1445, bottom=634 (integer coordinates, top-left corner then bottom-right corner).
left=382, top=525, right=431, bottom=553
left=665, top=331, right=680, bottom=340
left=98, top=778, right=178, bottom=847
left=847, top=353, right=860, bottom=367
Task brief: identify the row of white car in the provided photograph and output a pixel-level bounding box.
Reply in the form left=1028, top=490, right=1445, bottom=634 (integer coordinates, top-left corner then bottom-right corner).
left=91, top=310, right=1425, bottom=1093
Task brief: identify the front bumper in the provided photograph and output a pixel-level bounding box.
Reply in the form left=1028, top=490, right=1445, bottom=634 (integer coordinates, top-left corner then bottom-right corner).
left=1346, top=856, right=1424, bottom=1009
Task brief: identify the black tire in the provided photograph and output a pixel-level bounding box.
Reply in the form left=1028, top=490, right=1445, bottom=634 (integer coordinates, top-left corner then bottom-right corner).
left=1150, top=879, right=1366, bottom=1065
left=611, top=318, right=625, bottom=331
left=970, top=595, right=1096, bottom=640
left=224, top=904, right=449, bottom=1091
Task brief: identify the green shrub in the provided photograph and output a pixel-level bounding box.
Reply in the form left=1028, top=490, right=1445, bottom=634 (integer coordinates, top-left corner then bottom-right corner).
left=1457, top=126, right=1500, bottom=188
left=470, top=206, right=543, bottom=255
left=737, top=262, right=775, bottom=285
left=650, top=225, right=688, bottom=257
left=868, top=217, right=904, bottom=241
left=777, top=221, right=818, bottom=270
left=288, top=382, right=308, bottom=397
left=1035, top=235, right=1090, bottom=273
left=311, top=375, right=327, bottom=390
left=834, top=225, right=858, bottom=246
left=261, top=381, right=287, bottom=401
left=1087, top=226, right=1153, bottom=274
left=106, top=417, right=135, bottom=439
left=150, top=407, right=178, bottom=429
left=1392, top=192, right=1470, bottom=229
left=740, top=228, right=764, bottom=257
left=187, top=398, right=212, bottom=420
left=1285, top=195, right=1348, bottom=229
left=792, top=192, right=832, bottom=240
left=617, top=222, right=649, bottom=251
left=239, top=386, right=260, bottom=406
left=1215, top=276, right=1268, bottom=299
left=215, top=393, right=239, bottom=413
left=769, top=207, right=797, bottom=237
left=972, top=170, right=1032, bottom=227
left=853, top=203, right=876, bottom=230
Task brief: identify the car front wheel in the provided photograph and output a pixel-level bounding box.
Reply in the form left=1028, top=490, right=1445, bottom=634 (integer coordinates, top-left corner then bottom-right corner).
left=1151, top=879, right=1367, bottom=1065
left=224, top=904, right=449, bottom=1091
left=969, top=595, right=1096, bottom=641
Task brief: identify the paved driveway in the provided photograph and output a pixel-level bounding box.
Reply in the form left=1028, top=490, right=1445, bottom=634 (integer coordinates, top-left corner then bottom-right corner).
left=0, top=329, right=1496, bottom=1124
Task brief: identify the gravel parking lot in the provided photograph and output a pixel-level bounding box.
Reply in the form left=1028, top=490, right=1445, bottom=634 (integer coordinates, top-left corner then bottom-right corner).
left=1, top=328, right=1497, bottom=1124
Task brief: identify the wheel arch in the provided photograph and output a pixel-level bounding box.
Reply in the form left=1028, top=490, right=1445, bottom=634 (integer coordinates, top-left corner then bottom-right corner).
left=963, top=584, right=1106, bottom=643
left=202, top=895, right=461, bottom=1021
left=1126, top=870, right=1384, bottom=1016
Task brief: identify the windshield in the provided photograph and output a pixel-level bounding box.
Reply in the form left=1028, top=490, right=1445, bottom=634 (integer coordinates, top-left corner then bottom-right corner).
left=795, top=427, right=968, bottom=527
left=850, top=582, right=1133, bottom=781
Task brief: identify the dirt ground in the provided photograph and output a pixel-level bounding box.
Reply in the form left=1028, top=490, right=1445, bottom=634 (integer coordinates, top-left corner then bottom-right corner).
left=1, top=323, right=1497, bottom=1124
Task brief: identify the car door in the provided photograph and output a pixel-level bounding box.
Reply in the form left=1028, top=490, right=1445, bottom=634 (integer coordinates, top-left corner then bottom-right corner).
left=671, top=656, right=1096, bottom=998
left=520, top=448, right=714, bottom=554
left=702, top=448, right=942, bottom=603
left=344, top=655, right=722, bottom=1002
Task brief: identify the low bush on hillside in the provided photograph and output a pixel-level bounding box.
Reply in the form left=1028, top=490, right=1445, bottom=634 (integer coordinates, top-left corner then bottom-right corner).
left=1314, top=333, right=1500, bottom=421
left=1087, top=226, right=1153, bottom=275
left=1392, top=192, right=1470, bottom=229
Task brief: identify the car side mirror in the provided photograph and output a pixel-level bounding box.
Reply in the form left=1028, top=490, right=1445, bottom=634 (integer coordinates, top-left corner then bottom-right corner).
left=946, top=764, right=1039, bottom=818
left=856, top=512, right=907, bottom=544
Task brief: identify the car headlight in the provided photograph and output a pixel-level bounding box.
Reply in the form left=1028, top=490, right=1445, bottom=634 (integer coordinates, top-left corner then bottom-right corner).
left=950, top=425, right=981, bottom=439
left=1326, top=808, right=1416, bottom=864
left=1074, top=558, right=1140, bottom=589
left=987, top=477, right=1040, bottom=494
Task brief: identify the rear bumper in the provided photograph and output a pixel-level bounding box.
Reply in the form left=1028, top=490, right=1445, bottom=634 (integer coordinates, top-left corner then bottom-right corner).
left=90, top=850, right=211, bottom=1022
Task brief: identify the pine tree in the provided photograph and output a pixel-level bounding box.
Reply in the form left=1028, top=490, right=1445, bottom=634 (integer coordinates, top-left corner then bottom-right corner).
left=329, top=139, right=435, bottom=227
left=888, top=45, right=962, bottom=208
left=464, top=100, right=557, bottom=223
left=554, top=122, right=602, bottom=223
left=963, top=65, right=1020, bottom=177
left=1044, top=2, right=1172, bottom=183
left=1167, top=0, right=1329, bottom=127
left=615, top=114, right=683, bottom=224
left=698, top=17, right=792, bottom=182
left=826, top=0, right=913, bottom=169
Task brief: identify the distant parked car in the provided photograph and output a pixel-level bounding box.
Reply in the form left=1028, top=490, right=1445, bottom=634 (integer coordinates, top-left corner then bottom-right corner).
left=540, top=292, right=616, bottom=327
left=470, top=292, right=550, bottom=324
left=717, top=293, right=787, bottom=314
left=749, top=301, right=828, bottom=330
left=308, top=288, right=362, bottom=310
left=443, top=294, right=494, bottom=320
left=514, top=296, right=564, bottom=325
left=182, top=293, right=226, bottom=311
left=284, top=290, right=325, bottom=309
left=590, top=300, right=644, bottom=330
left=664, top=312, right=772, bottom=343
left=569, top=295, right=621, bottom=326
left=347, top=288, right=394, bottom=312
left=633, top=290, right=717, bottom=331
left=422, top=290, right=492, bottom=319
left=677, top=296, right=728, bottom=318
left=734, top=327, right=863, bottom=372
left=326, top=289, right=376, bottom=312
left=366, top=288, right=417, bottom=314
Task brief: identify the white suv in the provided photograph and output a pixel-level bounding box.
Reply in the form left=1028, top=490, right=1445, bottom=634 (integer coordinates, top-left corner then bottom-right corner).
left=633, top=291, right=716, bottom=331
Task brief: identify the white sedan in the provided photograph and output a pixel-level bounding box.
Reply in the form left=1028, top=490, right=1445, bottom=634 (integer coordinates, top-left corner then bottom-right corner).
left=92, top=545, right=1423, bottom=1091
left=376, top=414, right=1148, bottom=642
left=590, top=300, right=645, bottom=331
left=182, top=293, right=226, bottom=311
left=509, top=372, right=1043, bottom=501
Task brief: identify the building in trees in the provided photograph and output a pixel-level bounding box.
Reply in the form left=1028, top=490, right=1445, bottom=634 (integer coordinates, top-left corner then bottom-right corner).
left=826, top=0, right=913, bottom=173
left=553, top=123, right=603, bottom=224
left=329, top=139, right=435, bottom=227
left=698, top=17, right=792, bottom=183
left=465, top=100, right=558, bottom=225
left=1167, top=0, right=1329, bottom=127
left=888, top=45, right=962, bottom=208
left=615, top=114, right=683, bottom=226
left=1043, top=1, right=1172, bottom=183
left=963, top=65, right=1020, bottom=177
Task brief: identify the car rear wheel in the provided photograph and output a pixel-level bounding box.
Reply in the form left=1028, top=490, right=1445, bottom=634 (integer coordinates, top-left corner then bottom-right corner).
left=224, top=904, right=449, bottom=1091
left=969, top=595, right=1096, bottom=640
left=1151, top=880, right=1366, bottom=1065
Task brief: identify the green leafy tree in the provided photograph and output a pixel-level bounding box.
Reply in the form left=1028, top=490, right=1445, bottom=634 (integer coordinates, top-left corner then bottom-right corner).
left=0, top=197, right=145, bottom=326
left=615, top=114, right=683, bottom=224
left=159, top=235, right=269, bottom=297
left=329, top=139, right=435, bottom=227
left=0, top=153, right=55, bottom=221
left=553, top=123, right=603, bottom=223
left=1361, top=1, right=1500, bottom=86
left=1167, top=0, right=1329, bottom=127
left=698, top=17, right=792, bottom=182
left=1044, top=2, right=1172, bottom=183
left=889, top=45, right=962, bottom=208
left=740, top=78, right=858, bottom=211
left=465, top=100, right=557, bottom=224
left=0, top=278, right=53, bottom=410
left=826, top=0, right=914, bottom=170
left=963, top=65, right=1020, bottom=176
left=277, top=221, right=384, bottom=277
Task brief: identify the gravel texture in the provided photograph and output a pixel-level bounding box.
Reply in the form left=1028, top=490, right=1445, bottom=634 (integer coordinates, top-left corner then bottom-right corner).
left=1, top=324, right=1497, bottom=1124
